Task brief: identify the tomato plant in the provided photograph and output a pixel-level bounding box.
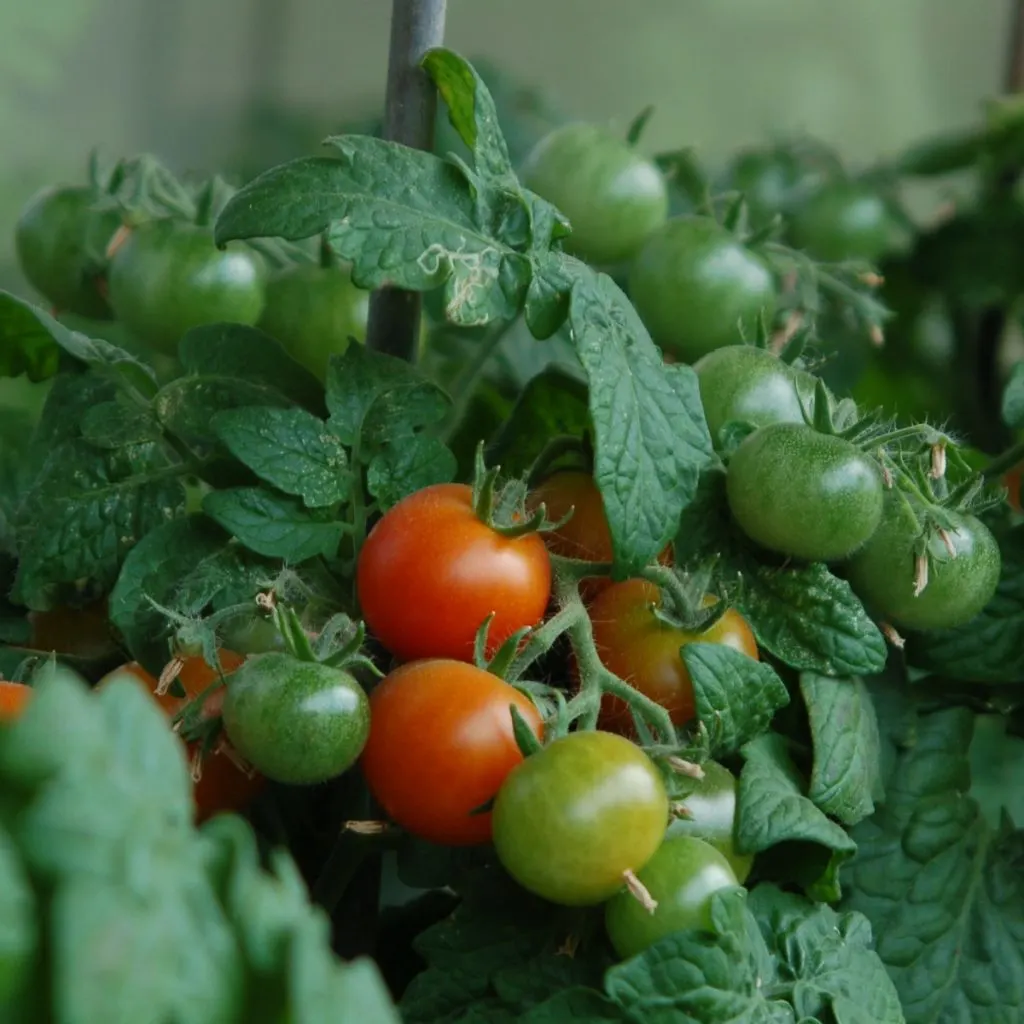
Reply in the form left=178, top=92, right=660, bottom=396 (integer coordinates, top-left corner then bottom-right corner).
left=108, top=219, right=265, bottom=355
left=361, top=659, right=542, bottom=845
left=357, top=482, right=551, bottom=663
left=492, top=730, right=669, bottom=905
left=520, top=122, right=668, bottom=266
left=222, top=651, right=370, bottom=785
left=789, top=179, right=897, bottom=263
left=604, top=834, right=739, bottom=959
left=726, top=423, right=884, bottom=562
left=629, top=215, right=777, bottom=362
left=589, top=579, right=758, bottom=734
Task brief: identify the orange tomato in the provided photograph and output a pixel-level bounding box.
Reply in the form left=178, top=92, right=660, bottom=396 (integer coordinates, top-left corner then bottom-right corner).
left=0, top=681, right=32, bottom=721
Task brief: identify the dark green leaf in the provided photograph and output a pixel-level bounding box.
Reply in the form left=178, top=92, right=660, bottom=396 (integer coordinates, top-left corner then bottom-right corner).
left=178, top=323, right=324, bottom=413
left=737, top=733, right=856, bottom=902
left=202, top=488, right=344, bottom=563
left=843, top=707, right=1024, bottom=1024
left=905, top=523, right=1024, bottom=683
left=31, top=371, right=117, bottom=448
left=521, top=989, right=627, bottom=1023
left=212, top=406, right=349, bottom=508
left=13, top=440, right=184, bottom=610
left=365, top=433, right=456, bottom=510
left=566, top=261, right=712, bottom=575
left=683, top=643, right=790, bottom=756
left=800, top=673, right=883, bottom=826
left=737, top=562, right=887, bottom=677
left=80, top=401, right=162, bottom=449
left=154, top=376, right=295, bottom=458
left=485, top=366, right=590, bottom=477
left=524, top=252, right=572, bottom=340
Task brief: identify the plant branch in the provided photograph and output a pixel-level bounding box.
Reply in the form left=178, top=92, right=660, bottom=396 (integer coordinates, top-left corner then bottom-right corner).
left=365, top=0, right=448, bottom=362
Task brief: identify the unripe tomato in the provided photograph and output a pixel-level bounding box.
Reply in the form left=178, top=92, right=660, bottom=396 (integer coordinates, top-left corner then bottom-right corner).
left=789, top=181, right=896, bottom=263
left=357, top=483, right=551, bottom=663
left=101, top=652, right=264, bottom=822
left=693, top=345, right=818, bottom=445
left=492, top=730, right=669, bottom=905
left=15, top=185, right=121, bottom=318
left=521, top=123, right=668, bottom=266
left=0, top=682, right=32, bottom=721
left=360, top=659, right=543, bottom=845
left=222, top=652, right=370, bottom=785
left=528, top=471, right=671, bottom=600
left=845, top=491, right=1001, bottom=632
left=629, top=216, right=777, bottom=363
left=108, top=220, right=265, bottom=356
left=604, top=835, right=739, bottom=959
left=257, top=263, right=369, bottom=380
left=665, top=760, right=753, bottom=882
left=726, top=423, right=884, bottom=562
left=588, top=580, right=758, bottom=735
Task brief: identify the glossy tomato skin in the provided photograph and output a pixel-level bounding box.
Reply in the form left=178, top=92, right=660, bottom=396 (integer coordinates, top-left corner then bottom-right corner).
left=219, top=615, right=285, bottom=655
left=102, top=652, right=264, bottom=822
left=629, top=216, right=777, bottom=363
left=694, top=345, right=818, bottom=446
left=108, top=220, right=265, bottom=356
left=357, top=483, right=551, bottom=663
left=15, top=185, right=121, bottom=318
left=589, top=581, right=758, bottom=734
left=521, top=123, right=668, bottom=266
left=222, top=652, right=369, bottom=786
left=665, top=760, right=753, bottom=882
left=727, top=423, right=884, bottom=562
left=360, top=659, right=543, bottom=845
left=492, top=731, right=669, bottom=905
left=845, top=491, right=1001, bottom=631
left=528, top=472, right=671, bottom=600
left=604, top=835, right=739, bottom=959
left=0, top=682, right=32, bottom=721
left=257, top=263, right=369, bottom=380
left=789, top=181, right=895, bottom=263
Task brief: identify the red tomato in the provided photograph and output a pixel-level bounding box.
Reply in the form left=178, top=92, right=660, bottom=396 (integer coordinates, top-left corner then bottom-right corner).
left=0, top=681, right=31, bottom=721
left=589, top=580, right=758, bottom=734
left=360, top=659, right=544, bottom=845
left=357, top=483, right=552, bottom=663
left=528, top=471, right=671, bottom=601
left=100, top=651, right=264, bottom=822
left=1004, top=464, right=1023, bottom=514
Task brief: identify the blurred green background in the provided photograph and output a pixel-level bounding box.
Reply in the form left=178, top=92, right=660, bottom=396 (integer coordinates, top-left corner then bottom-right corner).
left=0, top=0, right=1012, bottom=302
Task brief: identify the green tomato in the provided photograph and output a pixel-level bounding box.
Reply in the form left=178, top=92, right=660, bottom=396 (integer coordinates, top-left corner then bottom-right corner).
left=257, top=263, right=369, bottom=380
left=789, top=181, right=896, bottom=263
left=492, top=731, right=669, bottom=906
left=665, top=761, right=753, bottom=883
left=629, top=216, right=777, bottom=363
left=15, top=185, right=122, bottom=318
left=726, top=423, right=884, bottom=562
left=108, top=219, right=265, bottom=356
left=694, top=345, right=818, bottom=446
left=604, top=835, right=738, bottom=960
left=845, top=491, right=1001, bottom=631
left=220, top=614, right=285, bottom=655
left=222, top=652, right=370, bottom=785
left=521, top=122, right=668, bottom=266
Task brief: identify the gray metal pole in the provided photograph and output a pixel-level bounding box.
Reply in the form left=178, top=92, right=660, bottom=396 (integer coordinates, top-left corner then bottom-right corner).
left=365, top=0, right=448, bottom=361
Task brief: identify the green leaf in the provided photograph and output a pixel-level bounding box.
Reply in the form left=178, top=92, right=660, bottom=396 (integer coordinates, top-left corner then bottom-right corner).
left=80, top=400, right=162, bottom=449
left=13, top=439, right=184, bottom=610
left=202, top=488, right=344, bottom=563
left=843, top=706, right=1024, bottom=1024
left=178, top=323, right=324, bottom=413
left=683, top=643, right=791, bottom=757
left=1001, top=362, right=1024, bottom=430
left=905, top=523, right=1024, bottom=683
left=737, top=561, right=888, bottom=677
left=800, top=673, right=883, bottom=826
left=212, top=406, right=350, bottom=508
left=0, top=821, right=36, bottom=1006
left=0, top=291, right=156, bottom=393
left=365, top=433, right=456, bottom=510
left=566, top=262, right=713, bottom=575
left=31, top=370, right=117, bottom=448
left=154, top=376, right=295, bottom=460
left=737, top=732, right=857, bottom=902
left=485, top=366, right=590, bottom=478
left=521, top=989, right=627, bottom=1023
